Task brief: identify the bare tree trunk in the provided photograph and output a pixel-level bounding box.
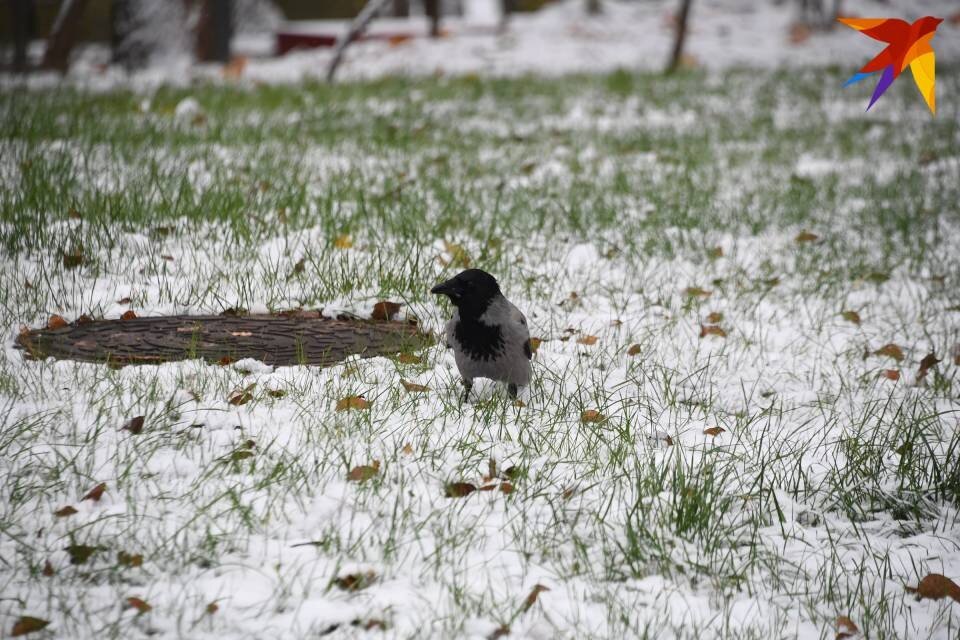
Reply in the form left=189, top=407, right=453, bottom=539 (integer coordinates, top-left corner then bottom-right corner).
left=586, top=0, right=602, bottom=15
left=42, top=0, right=91, bottom=72
left=9, top=0, right=32, bottom=72
left=326, top=0, right=394, bottom=82
left=195, top=0, right=232, bottom=63
left=393, top=0, right=409, bottom=17
left=424, top=0, right=441, bottom=37
left=665, top=0, right=693, bottom=73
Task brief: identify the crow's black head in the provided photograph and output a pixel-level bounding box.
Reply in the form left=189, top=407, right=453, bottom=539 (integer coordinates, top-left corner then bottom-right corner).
left=430, top=269, right=502, bottom=318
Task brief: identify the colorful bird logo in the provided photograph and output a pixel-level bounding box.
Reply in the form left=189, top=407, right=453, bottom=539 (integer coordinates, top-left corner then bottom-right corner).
left=838, top=16, right=943, bottom=114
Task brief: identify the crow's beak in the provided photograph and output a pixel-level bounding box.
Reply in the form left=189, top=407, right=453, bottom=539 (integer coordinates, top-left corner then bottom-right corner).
left=430, top=279, right=457, bottom=299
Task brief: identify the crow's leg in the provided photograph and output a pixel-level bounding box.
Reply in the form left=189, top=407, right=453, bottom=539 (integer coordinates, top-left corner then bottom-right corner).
left=461, top=378, right=473, bottom=402
left=507, top=383, right=518, bottom=399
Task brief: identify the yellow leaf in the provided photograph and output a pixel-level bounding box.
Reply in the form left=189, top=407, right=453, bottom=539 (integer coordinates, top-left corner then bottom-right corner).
left=336, top=396, right=370, bottom=411
left=334, top=234, right=353, bottom=249
left=699, top=324, right=727, bottom=338
left=581, top=410, right=605, bottom=423
left=577, top=334, right=598, bottom=345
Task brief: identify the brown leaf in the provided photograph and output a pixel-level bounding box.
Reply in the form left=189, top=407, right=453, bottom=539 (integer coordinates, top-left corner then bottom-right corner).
left=82, top=482, right=106, bottom=502
left=684, top=286, right=712, bottom=298
left=953, top=344, right=960, bottom=366
left=228, top=392, right=253, bottom=406
left=54, top=506, right=77, bottom=517
left=703, top=426, right=725, bottom=437
left=42, top=560, right=54, bottom=577
left=500, top=482, right=514, bottom=495
left=62, top=249, right=84, bottom=269
left=222, top=55, right=247, bottom=79
left=333, top=571, right=377, bottom=591
left=336, top=396, right=370, bottom=411
left=218, top=356, right=235, bottom=366
left=706, top=312, right=724, bottom=324
left=117, top=297, right=132, bottom=305
left=401, top=379, right=430, bottom=393
left=626, top=344, right=642, bottom=356
left=795, top=230, right=819, bottom=243
left=840, top=311, right=861, bottom=326
left=577, top=334, right=598, bottom=345
left=488, top=625, right=511, bottom=640
left=372, top=301, right=401, bottom=321
left=873, top=343, right=905, bottom=362
left=905, top=573, right=960, bottom=603
left=120, top=310, right=137, bottom=321
left=267, top=389, right=287, bottom=398
left=789, top=22, right=812, bottom=44
left=65, top=544, right=99, bottom=565
left=529, top=338, right=543, bottom=353
left=917, top=353, right=940, bottom=381
left=699, top=324, right=727, bottom=338
left=289, top=258, right=305, bottom=278
left=866, top=272, right=889, bottom=284
left=836, top=615, right=858, bottom=639
left=11, top=616, right=50, bottom=636
left=117, top=551, right=143, bottom=567
left=334, top=234, right=353, bottom=249
left=707, top=246, right=723, bottom=259
left=562, top=487, right=576, bottom=500
left=580, top=410, right=605, bottom=424
left=396, top=353, right=424, bottom=365
left=206, top=602, right=219, bottom=615
left=348, top=463, right=380, bottom=483
left=487, top=458, right=497, bottom=480
left=125, top=597, right=152, bottom=614
left=121, top=416, right=145, bottom=434
left=522, top=584, right=550, bottom=612
left=444, top=482, right=477, bottom=498
left=47, top=315, right=68, bottom=330
left=77, top=314, right=93, bottom=325
left=401, top=443, right=414, bottom=456
left=881, top=369, right=900, bottom=381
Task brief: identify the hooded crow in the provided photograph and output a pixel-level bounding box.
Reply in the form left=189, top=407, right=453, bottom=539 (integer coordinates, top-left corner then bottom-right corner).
left=430, top=269, right=532, bottom=401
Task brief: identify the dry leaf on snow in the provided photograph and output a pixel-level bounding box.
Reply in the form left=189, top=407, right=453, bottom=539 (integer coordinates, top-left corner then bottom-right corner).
left=336, top=396, right=370, bottom=411
left=905, top=574, right=960, bottom=603
left=11, top=616, right=50, bottom=637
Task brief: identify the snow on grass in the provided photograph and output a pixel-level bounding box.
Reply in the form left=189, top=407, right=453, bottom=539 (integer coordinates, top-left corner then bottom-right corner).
left=1, top=66, right=959, bottom=639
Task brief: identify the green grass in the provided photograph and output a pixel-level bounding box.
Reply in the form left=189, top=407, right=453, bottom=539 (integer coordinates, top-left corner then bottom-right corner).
left=0, top=66, right=959, bottom=639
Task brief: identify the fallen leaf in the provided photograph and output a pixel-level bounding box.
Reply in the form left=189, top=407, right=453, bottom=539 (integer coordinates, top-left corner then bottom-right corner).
left=684, top=286, right=712, bottom=298
left=160, top=254, right=174, bottom=262
left=334, top=234, right=353, bottom=249
left=562, top=487, right=576, bottom=500
left=904, top=573, right=960, bottom=603
left=388, top=34, right=413, bottom=46
left=76, top=314, right=93, bottom=325
left=529, top=338, right=543, bottom=353
left=267, top=389, right=287, bottom=398
left=626, top=344, right=642, bottom=356
left=881, top=369, right=900, bottom=381
left=117, top=551, right=143, bottom=567
left=580, top=410, right=605, bottom=423
left=126, top=597, right=152, bottom=614
left=228, top=392, right=253, bottom=406
left=120, top=310, right=137, bottom=320
left=874, top=343, right=905, bottom=362
left=222, top=55, right=247, bottom=79
left=289, top=258, right=305, bottom=278
left=445, top=482, right=477, bottom=498
left=865, top=272, right=889, bottom=284
left=836, top=615, right=858, bottom=639
left=82, top=483, right=106, bottom=502
left=706, top=312, right=724, bottom=324
left=789, top=22, right=812, bottom=44
left=500, top=482, right=514, bottom=495
left=54, top=505, right=77, bottom=517
left=917, top=352, right=940, bottom=381
left=442, top=241, right=471, bottom=268
left=795, top=230, right=818, bottom=243
left=218, top=356, right=235, bottom=365
left=333, top=571, right=377, bottom=591
left=840, top=310, right=861, bottom=325
left=707, top=246, right=723, bottom=259
left=121, top=416, right=145, bottom=434
left=522, top=584, right=550, bottom=612
left=348, top=463, right=379, bottom=482
left=372, top=301, right=401, bottom=321
left=65, top=544, right=99, bottom=565
left=577, top=334, right=598, bottom=345
left=42, top=561, right=54, bottom=577
left=62, top=249, right=83, bottom=269
left=703, top=426, right=725, bottom=437
left=220, top=307, right=248, bottom=317
left=47, top=315, right=68, bottom=330
left=396, top=353, right=424, bottom=365
left=699, top=324, right=727, bottom=338
left=401, top=443, right=414, bottom=456
left=488, top=625, right=511, bottom=640
left=336, top=396, right=370, bottom=411
left=11, top=616, right=50, bottom=636
left=230, top=450, right=254, bottom=462
left=206, top=602, right=219, bottom=615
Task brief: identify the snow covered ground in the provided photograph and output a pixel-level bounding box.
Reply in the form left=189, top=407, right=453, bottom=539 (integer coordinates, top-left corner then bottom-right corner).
left=5, top=0, right=960, bottom=90
left=1, top=2, right=959, bottom=639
